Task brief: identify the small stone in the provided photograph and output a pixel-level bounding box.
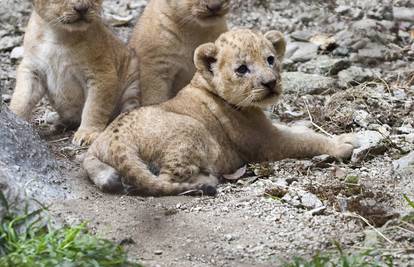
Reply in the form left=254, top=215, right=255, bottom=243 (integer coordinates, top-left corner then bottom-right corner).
left=353, top=110, right=371, bottom=128
left=282, top=189, right=323, bottom=210
left=351, top=39, right=368, bottom=50
left=300, top=192, right=324, bottom=210
left=290, top=31, right=313, bottom=42
left=333, top=46, right=350, bottom=57
left=393, top=151, right=414, bottom=175
left=396, top=125, right=414, bottom=134
left=393, top=7, right=414, bottom=22
left=289, top=42, right=319, bottom=63
left=45, top=111, right=60, bottom=125
left=10, top=46, right=24, bottom=60
left=357, top=43, right=391, bottom=64
left=405, top=133, right=414, bottom=143
left=154, top=250, right=163, bottom=255
left=335, top=5, right=350, bottom=15
left=265, top=186, right=288, bottom=198
left=0, top=36, right=22, bottom=52
left=351, top=131, right=387, bottom=163
left=224, top=234, right=235, bottom=242
left=1, top=94, right=11, bottom=103
left=333, top=167, right=347, bottom=179
left=337, top=66, right=376, bottom=87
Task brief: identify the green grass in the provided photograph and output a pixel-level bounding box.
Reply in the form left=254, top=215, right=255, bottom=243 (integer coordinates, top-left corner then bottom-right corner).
left=282, top=243, right=394, bottom=267
left=402, top=194, right=414, bottom=223
left=0, top=192, right=141, bottom=267
left=403, top=194, right=414, bottom=209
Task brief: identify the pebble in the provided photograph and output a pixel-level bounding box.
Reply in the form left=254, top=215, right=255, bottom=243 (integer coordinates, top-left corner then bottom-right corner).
left=393, top=7, right=414, bottom=22
left=0, top=35, right=22, bottom=52
left=282, top=190, right=323, bottom=210
left=393, top=151, right=414, bottom=175
left=45, top=111, right=60, bottom=125
left=10, top=46, right=24, bottom=60
left=1, top=94, right=11, bottom=103
left=405, top=133, right=414, bottom=143
left=337, top=66, right=377, bottom=87
left=290, top=31, right=313, bottom=42
left=351, top=131, right=387, bottom=163
left=288, top=42, right=318, bottom=63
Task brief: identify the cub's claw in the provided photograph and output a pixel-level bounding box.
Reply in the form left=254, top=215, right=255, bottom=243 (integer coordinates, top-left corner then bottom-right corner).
left=72, top=129, right=101, bottom=146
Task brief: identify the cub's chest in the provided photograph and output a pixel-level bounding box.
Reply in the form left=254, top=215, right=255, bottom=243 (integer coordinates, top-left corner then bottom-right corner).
left=30, top=42, right=89, bottom=91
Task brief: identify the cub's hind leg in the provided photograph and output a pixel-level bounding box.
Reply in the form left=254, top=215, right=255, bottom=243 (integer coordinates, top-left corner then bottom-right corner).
left=157, top=145, right=219, bottom=196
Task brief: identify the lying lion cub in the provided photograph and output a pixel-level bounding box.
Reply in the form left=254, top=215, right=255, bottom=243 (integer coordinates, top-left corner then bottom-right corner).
left=10, top=0, right=140, bottom=146
left=83, top=29, right=356, bottom=196
left=129, top=0, right=229, bottom=106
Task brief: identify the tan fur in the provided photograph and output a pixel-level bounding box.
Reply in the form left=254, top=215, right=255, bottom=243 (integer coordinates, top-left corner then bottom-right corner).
left=129, top=0, right=229, bottom=106
left=83, top=29, right=357, bottom=196
left=10, top=0, right=140, bottom=146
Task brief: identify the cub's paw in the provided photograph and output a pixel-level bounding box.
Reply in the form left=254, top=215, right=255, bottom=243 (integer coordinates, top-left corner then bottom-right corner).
left=72, top=129, right=101, bottom=146
left=330, top=133, right=359, bottom=159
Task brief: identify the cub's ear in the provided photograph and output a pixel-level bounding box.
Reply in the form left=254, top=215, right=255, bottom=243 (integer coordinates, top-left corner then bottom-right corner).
left=264, top=31, right=286, bottom=61
left=194, top=43, right=218, bottom=77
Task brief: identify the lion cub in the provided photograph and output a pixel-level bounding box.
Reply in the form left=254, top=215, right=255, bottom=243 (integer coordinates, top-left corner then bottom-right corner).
left=129, top=0, right=229, bottom=106
left=10, top=0, right=140, bottom=146
left=83, top=29, right=357, bottom=196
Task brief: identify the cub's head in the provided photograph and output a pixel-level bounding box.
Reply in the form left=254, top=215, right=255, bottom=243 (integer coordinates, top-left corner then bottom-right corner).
left=171, top=0, right=230, bottom=27
left=32, top=0, right=103, bottom=32
left=194, top=29, right=286, bottom=108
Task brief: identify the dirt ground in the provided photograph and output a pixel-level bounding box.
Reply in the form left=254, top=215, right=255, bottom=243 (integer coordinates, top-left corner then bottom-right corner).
left=1, top=0, right=414, bottom=266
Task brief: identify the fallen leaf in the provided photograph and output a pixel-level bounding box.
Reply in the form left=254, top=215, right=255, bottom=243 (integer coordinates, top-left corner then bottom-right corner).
left=310, top=34, right=336, bottom=50
left=106, top=14, right=133, bottom=27
left=223, top=165, right=247, bottom=180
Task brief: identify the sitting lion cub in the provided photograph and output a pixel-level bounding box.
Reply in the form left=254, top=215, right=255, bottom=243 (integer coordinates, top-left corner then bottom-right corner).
left=83, top=29, right=356, bottom=195
left=10, top=0, right=140, bottom=145
left=129, top=0, right=229, bottom=106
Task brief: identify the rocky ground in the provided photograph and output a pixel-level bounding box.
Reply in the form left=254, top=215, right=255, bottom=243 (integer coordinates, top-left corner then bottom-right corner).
left=1, top=0, right=414, bottom=266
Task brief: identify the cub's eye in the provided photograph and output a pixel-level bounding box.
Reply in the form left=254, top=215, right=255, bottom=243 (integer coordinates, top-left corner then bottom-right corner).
left=235, top=65, right=249, bottom=75
left=267, top=56, right=275, bottom=65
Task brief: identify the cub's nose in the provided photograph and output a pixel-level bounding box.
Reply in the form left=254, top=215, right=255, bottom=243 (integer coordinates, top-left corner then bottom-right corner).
left=74, top=4, right=89, bottom=16
left=206, top=2, right=223, bottom=14
left=262, top=79, right=277, bottom=91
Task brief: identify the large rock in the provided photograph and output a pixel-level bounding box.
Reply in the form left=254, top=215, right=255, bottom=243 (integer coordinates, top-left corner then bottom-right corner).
left=282, top=72, right=337, bottom=95
left=0, top=104, right=69, bottom=209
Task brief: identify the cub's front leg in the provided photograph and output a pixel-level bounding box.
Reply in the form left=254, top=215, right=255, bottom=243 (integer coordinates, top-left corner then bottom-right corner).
left=262, top=124, right=357, bottom=161
left=10, top=61, right=46, bottom=119
left=72, top=73, right=119, bottom=146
